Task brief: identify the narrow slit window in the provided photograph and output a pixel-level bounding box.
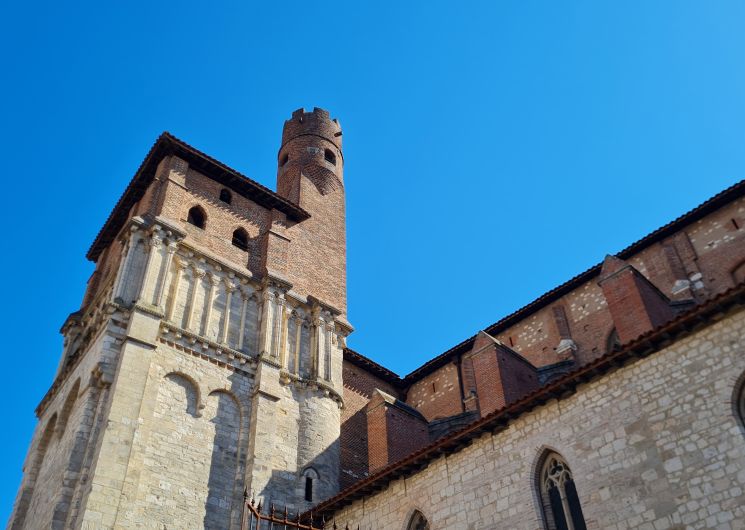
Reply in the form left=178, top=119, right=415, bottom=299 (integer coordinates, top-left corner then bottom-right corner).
left=232, top=228, right=249, bottom=251
left=187, top=206, right=206, bottom=229
left=305, top=476, right=313, bottom=502
left=219, top=189, right=232, bottom=204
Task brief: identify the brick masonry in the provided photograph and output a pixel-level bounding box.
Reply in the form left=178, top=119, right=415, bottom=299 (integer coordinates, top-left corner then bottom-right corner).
left=332, top=306, right=745, bottom=529
left=8, top=109, right=745, bottom=529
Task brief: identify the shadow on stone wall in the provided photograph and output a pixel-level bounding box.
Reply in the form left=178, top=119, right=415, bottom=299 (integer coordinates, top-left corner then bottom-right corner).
left=204, top=369, right=249, bottom=530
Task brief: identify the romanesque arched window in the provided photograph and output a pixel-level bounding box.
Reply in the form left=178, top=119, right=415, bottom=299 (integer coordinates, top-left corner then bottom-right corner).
left=302, top=468, right=319, bottom=503
left=538, top=452, right=587, bottom=530
left=187, top=206, right=206, bottom=229
left=232, top=228, right=249, bottom=251
left=406, top=510, right=430, bottom=530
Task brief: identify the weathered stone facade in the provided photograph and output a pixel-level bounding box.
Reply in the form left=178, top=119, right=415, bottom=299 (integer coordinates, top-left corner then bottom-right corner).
left=329, top=302, right=745, bottom=529
left=9, top=109, right=350, bottom=529
left=8, top=108, right=745, bottom=530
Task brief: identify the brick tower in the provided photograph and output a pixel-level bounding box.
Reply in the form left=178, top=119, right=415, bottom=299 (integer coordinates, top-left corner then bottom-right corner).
left=9, top=109, right=351, bottom=529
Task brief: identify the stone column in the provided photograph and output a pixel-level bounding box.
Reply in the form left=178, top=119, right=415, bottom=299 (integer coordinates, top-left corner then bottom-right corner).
left=137, top=228, right=167, bottom=307
left=221, top=281, right=236, bottom=345
left=293, top=312, right=302, bottom=375
left=165, top=258, right=188, bottom=323
left=323, top=321, right=334, bottom=382
left=185, top=267, right=205, bottom=333
left=258, top=288, right=275, bottom=357
left=237, top=288, right=250, bottom=352
left=311, top=309, right=326, bottom=379
left=278, top=299, right=289, bottom=368
left=112, top=225, right=144, bottom=303
left=155, top=241, right=178, bottom=309
left=203, top=272, right=221, bottom=339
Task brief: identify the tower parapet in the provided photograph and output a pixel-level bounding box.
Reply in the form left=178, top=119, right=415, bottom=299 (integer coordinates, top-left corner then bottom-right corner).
left=281, top=107, right=342, bottom=152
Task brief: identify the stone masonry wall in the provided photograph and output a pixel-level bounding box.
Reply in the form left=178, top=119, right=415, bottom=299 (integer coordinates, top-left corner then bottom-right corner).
left=333, top=307, right=745, bottom=529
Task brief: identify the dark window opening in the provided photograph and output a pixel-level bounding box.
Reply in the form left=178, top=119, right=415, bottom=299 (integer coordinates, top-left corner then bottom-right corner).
left=324, top=149, right=336, bottom=165
left=431, top=382, right=436, bottom=393
left=232, top=228, right=249, bottom=251
left=219, top=189, right=232, bottom=204
left=539, top=453, right=587, bottom=530
left=187, top=206, right=206, bottom=229
left=281, top=153, right=289, bottom=166
left=304, top=477, right=313, bottom=502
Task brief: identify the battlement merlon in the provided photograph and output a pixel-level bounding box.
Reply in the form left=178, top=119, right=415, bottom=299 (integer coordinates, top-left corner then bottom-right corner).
left=280, top=107, right=343, bottom=154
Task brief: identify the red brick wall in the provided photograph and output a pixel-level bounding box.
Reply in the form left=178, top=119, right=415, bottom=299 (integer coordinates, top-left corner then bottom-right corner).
left=340, top=361, right=400, bottom=489
left=405, top=363, right=463, bottom=421
left=366, top=391, right=429, bottom=474
left=157, top=164, right=271, bottom=276
left=396, top=196, right=745, bottom=427
left=274, top=109, right=348, bottom=315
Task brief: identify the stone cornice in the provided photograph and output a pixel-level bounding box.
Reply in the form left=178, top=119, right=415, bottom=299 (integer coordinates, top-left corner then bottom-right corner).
left=278, top=369, right=345, bottom=409
left=37, top=307, right=129, bottom=417
left=159, top=322, right=258, bottom=374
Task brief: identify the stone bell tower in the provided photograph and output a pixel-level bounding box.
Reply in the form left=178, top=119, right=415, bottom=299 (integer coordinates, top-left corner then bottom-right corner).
left=9, top=109, right=351, bottom=529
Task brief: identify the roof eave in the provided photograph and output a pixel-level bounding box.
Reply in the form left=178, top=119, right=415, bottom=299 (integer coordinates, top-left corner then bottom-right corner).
left=86, top=132, right=310, bottom=262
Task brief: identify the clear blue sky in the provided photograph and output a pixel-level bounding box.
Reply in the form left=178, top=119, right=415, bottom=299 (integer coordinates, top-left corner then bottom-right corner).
left=1, top=0, right=744, bottom=520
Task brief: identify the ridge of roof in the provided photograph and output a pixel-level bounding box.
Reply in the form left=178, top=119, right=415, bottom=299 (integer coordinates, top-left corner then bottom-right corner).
left=401, top=179, right=745, bottom=383
left=311, top=280, right=745, bottom=518
left=86, top=132, right=310, bottom=262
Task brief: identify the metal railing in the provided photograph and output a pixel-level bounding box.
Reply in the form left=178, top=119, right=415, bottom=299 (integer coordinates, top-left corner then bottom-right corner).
left=241, top=493, right=358, bottom=530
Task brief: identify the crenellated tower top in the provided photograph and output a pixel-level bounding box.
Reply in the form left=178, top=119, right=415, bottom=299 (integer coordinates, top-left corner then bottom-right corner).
left=280, top=107, right=342, bottom=152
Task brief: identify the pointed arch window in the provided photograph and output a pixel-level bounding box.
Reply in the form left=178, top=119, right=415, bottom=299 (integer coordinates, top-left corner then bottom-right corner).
left=538, top=452, right=587, bottom=530
left=187, top=206, right=206, bottom=229
left=406, top=511, right=430, bottom=530
left=232, top=228, right=249, bottom=251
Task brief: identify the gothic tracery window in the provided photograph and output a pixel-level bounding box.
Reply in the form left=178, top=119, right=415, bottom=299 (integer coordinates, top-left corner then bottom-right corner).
left=538, top=452, right=587, bottom=530
left=406, top=510, right=430, bottom=530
